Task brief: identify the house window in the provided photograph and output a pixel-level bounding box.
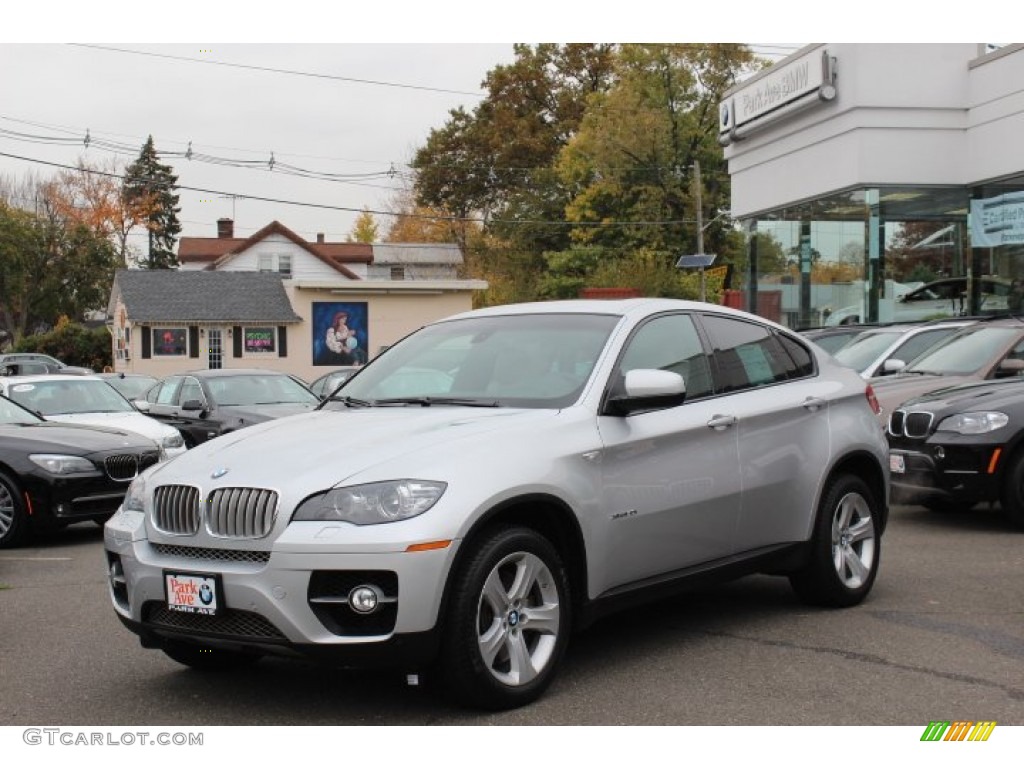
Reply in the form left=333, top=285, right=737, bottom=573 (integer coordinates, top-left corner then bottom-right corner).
left=390, top=266, right=405, bottom=280
left=259, top=253, right=292, bottom=276
left=243, top=327, right=276, bottom=354
left=152, top=328, right=187, bottom=356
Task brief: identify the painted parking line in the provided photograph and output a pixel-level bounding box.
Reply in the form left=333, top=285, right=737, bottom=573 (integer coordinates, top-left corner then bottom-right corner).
left=0, top=556, right=72, bottom=561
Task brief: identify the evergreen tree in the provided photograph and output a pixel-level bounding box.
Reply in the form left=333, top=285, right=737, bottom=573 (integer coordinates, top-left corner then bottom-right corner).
left=123, top=136, right=181, bottom=268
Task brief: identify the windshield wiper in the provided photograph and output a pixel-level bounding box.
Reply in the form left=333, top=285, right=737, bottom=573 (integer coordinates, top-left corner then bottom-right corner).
left=319, top=395, right=374, bottom=409
left=372, top=396, right=500, bottom=407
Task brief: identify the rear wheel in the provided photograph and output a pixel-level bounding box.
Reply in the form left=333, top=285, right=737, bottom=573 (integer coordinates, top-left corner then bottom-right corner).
left=0, top=471, right=31, bottom=548
left=790, top=474, right=881, bottom=607
left=437, top=526, right=570, bottom=710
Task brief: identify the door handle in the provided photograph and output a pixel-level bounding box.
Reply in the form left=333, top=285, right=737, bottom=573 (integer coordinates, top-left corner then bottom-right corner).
left=802, top=397, right=827, bottom=412
left=707, top=414, right=737, bottom=430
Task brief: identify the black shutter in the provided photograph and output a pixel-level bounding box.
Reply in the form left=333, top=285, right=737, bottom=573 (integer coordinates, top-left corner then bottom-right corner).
left=232, top=326, right=242, bottom=357
left=189, top=326, right=200, bottom=358
left=278, top=326, right=287, bottom=357
left=141, top=326, right=151, bottom=359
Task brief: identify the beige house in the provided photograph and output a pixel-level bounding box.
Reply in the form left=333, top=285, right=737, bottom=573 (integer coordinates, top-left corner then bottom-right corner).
left=107, top=220, right=486, bottom=382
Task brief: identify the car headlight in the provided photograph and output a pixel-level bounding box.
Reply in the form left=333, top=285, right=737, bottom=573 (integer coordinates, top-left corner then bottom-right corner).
left=29, top=454, right=98, bottom=474
left=122, top=474, right=147, bottom=512
left=936, top=411, right=1009, bottom=435
left=162, top=432, right=185, bottom=449
left=292, top=480, right=447, bottom=525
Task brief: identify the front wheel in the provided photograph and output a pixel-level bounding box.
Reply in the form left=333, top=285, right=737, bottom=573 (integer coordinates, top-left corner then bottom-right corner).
left=437, top=526, right=571, bottom=710
left=0, top=471, right=31, bottom=548
left=790, top=474, right=881, bottom=607
left=998, top=451, right=1024, bottom=529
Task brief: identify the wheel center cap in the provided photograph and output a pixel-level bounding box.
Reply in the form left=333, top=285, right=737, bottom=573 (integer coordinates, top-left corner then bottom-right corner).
left=507, top=610, right=520, bottom=627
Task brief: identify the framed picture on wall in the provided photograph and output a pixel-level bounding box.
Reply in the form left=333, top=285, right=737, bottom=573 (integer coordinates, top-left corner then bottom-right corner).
left=312, top=302, right=369, bottom=366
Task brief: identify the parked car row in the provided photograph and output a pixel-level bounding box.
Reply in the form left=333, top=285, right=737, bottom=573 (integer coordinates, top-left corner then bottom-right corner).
left=804, top=314, right=1024, bottom=527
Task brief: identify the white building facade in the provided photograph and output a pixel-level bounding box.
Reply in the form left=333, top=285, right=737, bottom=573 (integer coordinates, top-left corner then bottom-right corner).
left=721, top=43, right=1024, bottom=327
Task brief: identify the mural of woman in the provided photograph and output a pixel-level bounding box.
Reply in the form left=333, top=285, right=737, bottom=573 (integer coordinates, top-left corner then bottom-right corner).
left=313, top=302, right=369, bottom=366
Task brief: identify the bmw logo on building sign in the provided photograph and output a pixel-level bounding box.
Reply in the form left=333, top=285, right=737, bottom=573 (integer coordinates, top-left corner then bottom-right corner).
left=211, top=467, right=229, bottom=479
left=719, top=100, right=733, bottom=132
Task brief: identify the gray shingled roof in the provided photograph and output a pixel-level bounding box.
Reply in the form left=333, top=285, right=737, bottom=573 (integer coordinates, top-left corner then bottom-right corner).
left=111, top=270, right=302, bottom=324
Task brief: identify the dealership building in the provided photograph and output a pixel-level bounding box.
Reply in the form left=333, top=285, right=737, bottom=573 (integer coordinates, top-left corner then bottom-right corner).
left=720, top=43, right=1024, bottom=328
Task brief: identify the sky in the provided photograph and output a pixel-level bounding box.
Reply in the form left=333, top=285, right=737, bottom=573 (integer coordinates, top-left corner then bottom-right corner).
left=0, top=3, right=997, bottom=256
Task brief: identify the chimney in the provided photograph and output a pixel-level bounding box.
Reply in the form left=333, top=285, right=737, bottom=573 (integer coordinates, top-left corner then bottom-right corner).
left=217, top=218, right=234, bottom=239
left=316, top=233, right=325, bottom=244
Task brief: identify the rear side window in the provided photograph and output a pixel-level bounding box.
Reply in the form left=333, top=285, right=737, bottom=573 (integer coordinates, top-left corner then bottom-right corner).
left=701, top=315, right=810, bottom=393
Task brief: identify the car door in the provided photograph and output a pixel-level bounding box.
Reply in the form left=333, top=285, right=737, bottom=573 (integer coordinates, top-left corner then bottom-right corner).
left=142, top=376, right=183, bottom=424
left=595, top=312, right=742, bottom=591
left=171, top=376, right=222, bottom=445
left=698, top=314, right=832, bottom=551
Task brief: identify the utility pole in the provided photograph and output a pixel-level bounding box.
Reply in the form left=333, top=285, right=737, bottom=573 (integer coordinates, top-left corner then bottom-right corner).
left=693, top=159, right=706, bottom=302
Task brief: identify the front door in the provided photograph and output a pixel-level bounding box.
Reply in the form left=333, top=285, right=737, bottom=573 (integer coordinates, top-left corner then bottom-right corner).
left=207, top=329, right=223, bottom=370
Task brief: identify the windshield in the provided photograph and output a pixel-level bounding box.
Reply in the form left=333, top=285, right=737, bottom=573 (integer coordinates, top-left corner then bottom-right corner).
left=104, top=376, right=159, bottom=400
left=904, top=326, right=1023, bottom=376
left=833, top=331, right=904, bottom=372
left=6, top=379, right=135, bottom=415
left=0, top=396, right=44, bottom=424
left=206, top=374, right=320, bottom=406
left=333, top=313, right=619, bottom=409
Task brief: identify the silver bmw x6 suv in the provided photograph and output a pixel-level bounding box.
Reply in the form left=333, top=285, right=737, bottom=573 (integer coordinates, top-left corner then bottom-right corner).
left=105, top=299, right=889, bottom=710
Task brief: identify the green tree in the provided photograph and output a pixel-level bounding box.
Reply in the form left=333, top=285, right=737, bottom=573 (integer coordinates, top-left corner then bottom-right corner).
left=15, top=320, right=112, bottom=370
left=348, top=208, right=379, bottom=243
left=123, top=136, right=181, bottom=269
left=0, top=196, right=117, bottom=344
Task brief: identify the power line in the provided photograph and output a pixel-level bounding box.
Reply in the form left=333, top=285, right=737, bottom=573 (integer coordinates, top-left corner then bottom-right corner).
left=0, top=149, right=718, bottom=229
left=67, top=44, right=487, bottom=98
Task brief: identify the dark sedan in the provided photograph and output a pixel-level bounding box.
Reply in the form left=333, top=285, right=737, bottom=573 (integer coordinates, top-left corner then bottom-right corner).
left=0, top=395, right=161, bottom=547
left=887, top=378, right=1024, bottom=527
left=138, top=368, right=320, bottom=447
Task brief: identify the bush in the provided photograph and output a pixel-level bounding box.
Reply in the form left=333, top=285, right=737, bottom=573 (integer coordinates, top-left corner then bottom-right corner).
left=15, top=323, right=112, bottom=371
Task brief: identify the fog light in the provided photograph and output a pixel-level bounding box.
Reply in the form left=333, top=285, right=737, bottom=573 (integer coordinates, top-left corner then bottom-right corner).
left=348, top=585, right=379, bottom=614
left=934, top=446, right=945, bottom=460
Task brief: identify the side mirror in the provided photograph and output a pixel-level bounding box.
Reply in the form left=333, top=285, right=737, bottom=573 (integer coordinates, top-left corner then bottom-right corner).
left=996, top=359, right=1024, bottom=378
left=133, top=399, right=150, bottom=412
left=181, top=399, right=205, bottom=412
left=606, top=369, right=686, bottom=415
left=881, top=359, right=906, bottom=375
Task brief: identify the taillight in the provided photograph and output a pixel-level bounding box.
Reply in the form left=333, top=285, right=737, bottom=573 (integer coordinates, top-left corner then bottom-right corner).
left=865, top=384, right=881, bottom=415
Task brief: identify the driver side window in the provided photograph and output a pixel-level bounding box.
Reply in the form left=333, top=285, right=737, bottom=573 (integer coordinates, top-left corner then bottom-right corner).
left=618, top=314, right=713, bottom=399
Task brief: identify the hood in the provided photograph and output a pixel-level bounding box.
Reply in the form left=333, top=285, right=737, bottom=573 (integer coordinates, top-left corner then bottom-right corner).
left=869, top=373, right=975, bottom=420
left=215, top=402, right=318, bottom=426
left=44, top=411, right=179, bottom=442
left=146, top=406, right=556, bottom=492
left=898, top=378, right=1024, bottom=413
left=0, top=421, right=157, bottom=453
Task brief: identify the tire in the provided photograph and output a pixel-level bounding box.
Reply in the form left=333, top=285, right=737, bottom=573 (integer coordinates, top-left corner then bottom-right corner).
left=161, top=640, right=262, bottom=671
left=0, top=470, right=31, bottom=549
left=437, top=526, right=571, bottom=710
left=998, top=451, right=1024, bottom=529
left=790, top=474, right=881, bottom=607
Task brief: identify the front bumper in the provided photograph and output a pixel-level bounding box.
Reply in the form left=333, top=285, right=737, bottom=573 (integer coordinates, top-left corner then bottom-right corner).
left=888, top=440, right=1003, bottom=505
left=23, top=473, right=132, bottom=522
left=104, top=524, right=459, bottom=668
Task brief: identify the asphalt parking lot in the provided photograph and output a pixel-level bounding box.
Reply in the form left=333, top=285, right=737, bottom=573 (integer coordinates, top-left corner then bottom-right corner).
left=1, top=503, right=1022, bottom=726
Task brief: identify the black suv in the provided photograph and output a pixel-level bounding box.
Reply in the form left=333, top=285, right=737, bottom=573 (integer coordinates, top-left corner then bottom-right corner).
left=887, top=377, right=1024, bottom=527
